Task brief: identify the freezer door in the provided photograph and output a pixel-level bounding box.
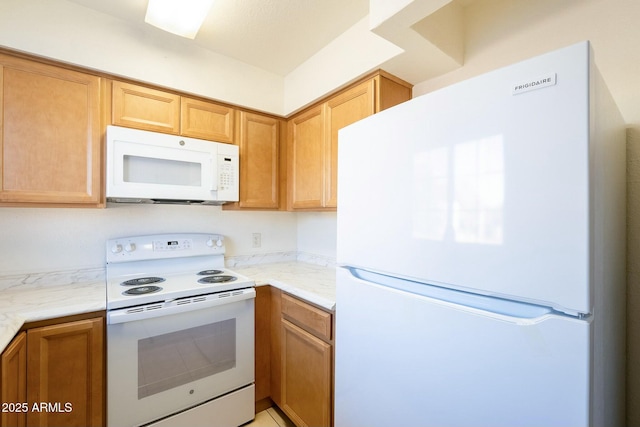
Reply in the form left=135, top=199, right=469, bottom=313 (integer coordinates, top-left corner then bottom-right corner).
left=334, top=267, right=591, bottom=427
left=337, top=42, right=592, bottom=314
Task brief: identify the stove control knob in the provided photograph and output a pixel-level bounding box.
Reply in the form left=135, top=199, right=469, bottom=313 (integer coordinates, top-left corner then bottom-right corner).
left=125, top=243, right=136, bottom=252
left=216, top=238, right=223, bottom=247
left=111, top=244, right=123, bottom=254
left=206, top=238, right=214, bottom=247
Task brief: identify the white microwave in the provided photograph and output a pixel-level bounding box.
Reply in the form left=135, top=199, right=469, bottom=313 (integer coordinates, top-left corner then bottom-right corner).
left=106, top=125, right=239, bottom=205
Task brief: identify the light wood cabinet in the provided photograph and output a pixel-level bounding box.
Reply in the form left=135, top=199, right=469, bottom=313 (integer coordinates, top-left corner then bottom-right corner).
left=287, top=71, right=411, bottom=210
left=181, top=96, right=234, bottom=143
left=1, top=332, right=27, bottom=427
left=112, top=81, right=180, bottom=134
left=254, top=286, right=272, bottom=412
left=257, top=287, right=334, bottom=426
left=237, top=111, right=281, bottom=209
left=279, top=292, right=333, bottom=427
left=324, top=80, right=375, bottom=208
left=288, top=105, right=326, bottom=209
left=112, top=81, right=236, bottom=143
left=0, top=315, right=105, bottom=427
left=0, top=54, right=103, bottom=207
left=281, top=320, right=332, bottom=427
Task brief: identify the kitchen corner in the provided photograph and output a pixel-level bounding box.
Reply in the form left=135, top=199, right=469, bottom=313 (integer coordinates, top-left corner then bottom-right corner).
left=230, top=256, right=336, bottom=312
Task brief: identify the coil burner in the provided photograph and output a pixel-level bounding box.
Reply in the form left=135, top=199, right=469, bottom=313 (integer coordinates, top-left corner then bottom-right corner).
left=197, top=270, right=224, bottom=275
left=197, top=275, right=237, bottom=284
left=121, top=277, right=166, bottom=287
left=123, top=285, right=163, bottom=296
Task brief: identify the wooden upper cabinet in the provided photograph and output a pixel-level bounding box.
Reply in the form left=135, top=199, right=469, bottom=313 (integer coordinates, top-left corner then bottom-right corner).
left=286, top=71, right=411, bottom=211
left=375, top=72, right=413, bottom=112
left=1, top=331, right=27, bottom=427
left=288, top=105, right=326, bottom=209
left=181, top=97, right=234, bottom=143
left=237, top=111, right=280, bottom=209
left=112, top=81, right=237, bottom=143
left=324, top=80, right=375, bottom=208
left=112, top=81, right=180, bottom=134
left=0, top=55, right=103, bottom=207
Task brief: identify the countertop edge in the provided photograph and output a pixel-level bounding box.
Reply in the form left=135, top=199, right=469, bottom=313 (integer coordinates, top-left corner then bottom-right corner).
left=256, top=280, right=336, bottom=311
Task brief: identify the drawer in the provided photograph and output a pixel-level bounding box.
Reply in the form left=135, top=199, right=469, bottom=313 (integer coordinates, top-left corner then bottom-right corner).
left=281, top=293, right=332, bottom=342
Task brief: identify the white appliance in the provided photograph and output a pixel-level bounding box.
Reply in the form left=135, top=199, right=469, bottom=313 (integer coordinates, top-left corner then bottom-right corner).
left=335, top=42, right=626, bottom=427
left=106, top=125, right=239, bottom=204
left=106, top=233, right=255, bottom=427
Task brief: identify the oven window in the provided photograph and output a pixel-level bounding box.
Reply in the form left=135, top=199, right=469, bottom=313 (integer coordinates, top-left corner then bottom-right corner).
left=124, top=155, right=202, bottom=186
left=137, top=319, right=236, bottom=399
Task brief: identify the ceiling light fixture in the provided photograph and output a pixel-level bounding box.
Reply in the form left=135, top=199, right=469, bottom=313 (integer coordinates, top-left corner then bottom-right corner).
left=145, top=0, right=214, bottom=39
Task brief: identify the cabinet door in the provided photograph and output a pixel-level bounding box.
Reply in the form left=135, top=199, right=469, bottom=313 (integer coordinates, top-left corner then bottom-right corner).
left=324, top=80, right=375, bottom=208
left=238, top=111, right=280, bottom=209
left=254, top=286, right=272, bottom=410
left=1, top=332, right=27, bottom=427
left=281, top=319, right=332, bottom=427
left=288, top=105, right=325, bottom=209
left=181, top=97, right=234, bottom=143
left=112, top=81, right=180, bottom=134
left=26, top=318, right=104, bottom=427
left=0, top=55, right=102, bottom=206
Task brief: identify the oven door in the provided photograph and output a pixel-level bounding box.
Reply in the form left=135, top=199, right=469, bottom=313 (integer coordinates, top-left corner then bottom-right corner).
left=107, top=289, right=255, bottom=427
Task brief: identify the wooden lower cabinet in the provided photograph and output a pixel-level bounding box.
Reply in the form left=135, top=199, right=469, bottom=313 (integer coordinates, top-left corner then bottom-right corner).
left=0, top=315, right=105, bottom=427
left=1, top=332, right=27, bottom=427
left=281, top=320, right=332, bottom=427
left=257, top=287, right=333, bottom=427
left=254, top=286, right=272, bottom=411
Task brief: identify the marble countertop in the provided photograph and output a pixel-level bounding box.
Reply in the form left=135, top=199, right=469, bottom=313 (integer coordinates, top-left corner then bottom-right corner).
left=0, top=269, right=106, bottom=353
left=0, top=260, right=336, bottom=354
left=233, top=262, right=336, bottom=311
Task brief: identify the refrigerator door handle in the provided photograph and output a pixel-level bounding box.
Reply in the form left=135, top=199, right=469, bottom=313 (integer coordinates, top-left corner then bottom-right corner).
left=344, top=267, right=582, bottom=324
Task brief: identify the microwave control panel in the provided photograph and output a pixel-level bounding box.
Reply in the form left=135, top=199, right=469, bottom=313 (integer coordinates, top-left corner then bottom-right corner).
left=217, top=145, right=239, bottom=201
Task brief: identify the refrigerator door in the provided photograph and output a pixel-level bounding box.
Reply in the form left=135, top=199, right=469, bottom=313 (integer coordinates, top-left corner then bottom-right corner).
left=334, top=267, right=591, bottom=427
left=337, top=42, right=591, bottom=315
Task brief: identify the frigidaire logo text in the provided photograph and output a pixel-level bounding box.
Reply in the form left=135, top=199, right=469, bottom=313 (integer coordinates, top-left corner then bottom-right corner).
left=514, top=77, right=552, bottom=92
left=512, top=73, right=557, bottom=95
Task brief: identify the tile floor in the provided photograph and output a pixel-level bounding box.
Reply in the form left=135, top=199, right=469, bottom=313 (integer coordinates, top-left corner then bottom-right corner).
left=244, top=406, right=295, bottom=427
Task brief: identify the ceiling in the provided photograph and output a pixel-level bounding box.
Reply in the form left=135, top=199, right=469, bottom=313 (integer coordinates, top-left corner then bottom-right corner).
left=41, top=0, right=640, bottom=126
left=67, top=0, right=370, bottom=76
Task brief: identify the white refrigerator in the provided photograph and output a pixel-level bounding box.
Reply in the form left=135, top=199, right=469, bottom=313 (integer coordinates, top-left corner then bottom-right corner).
left=335, top=41, right=626, bottom=427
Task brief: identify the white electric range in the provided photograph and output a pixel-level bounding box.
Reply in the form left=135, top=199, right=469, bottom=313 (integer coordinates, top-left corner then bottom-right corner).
left=106, top=233, right=255, bottom=427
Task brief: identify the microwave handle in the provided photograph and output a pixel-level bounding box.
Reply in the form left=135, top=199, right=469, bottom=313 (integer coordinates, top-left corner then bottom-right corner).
left=210, top=156, right=218, bottom=191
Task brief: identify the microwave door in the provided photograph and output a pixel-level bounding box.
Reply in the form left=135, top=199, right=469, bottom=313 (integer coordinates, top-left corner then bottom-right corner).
left=110, top=141, right=216, bottom=201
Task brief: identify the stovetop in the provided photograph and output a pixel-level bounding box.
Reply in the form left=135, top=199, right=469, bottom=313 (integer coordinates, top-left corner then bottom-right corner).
left=105, top=233, right=254, bottom=310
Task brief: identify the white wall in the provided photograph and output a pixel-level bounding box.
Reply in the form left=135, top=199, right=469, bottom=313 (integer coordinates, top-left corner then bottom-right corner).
left=0, top=0, right=285, bottom=114
left=0, top=204, right=298, bottom=275
left=283, top=17, right=402, bottom=114
left=413, top=0, right=640, bottom=126
left=296, top=212, right=338, bottom=259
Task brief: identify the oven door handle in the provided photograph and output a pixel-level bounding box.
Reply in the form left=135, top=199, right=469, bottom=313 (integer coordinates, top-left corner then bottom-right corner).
left=107, top=287, right=256, bottom=324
